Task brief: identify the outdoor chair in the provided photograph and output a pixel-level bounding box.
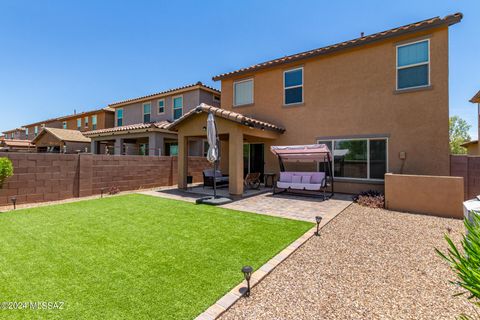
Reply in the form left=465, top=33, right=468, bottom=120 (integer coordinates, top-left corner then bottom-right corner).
left=203, top=169, right=229, bottom=188
left=244, top=172, right=261, bottom=189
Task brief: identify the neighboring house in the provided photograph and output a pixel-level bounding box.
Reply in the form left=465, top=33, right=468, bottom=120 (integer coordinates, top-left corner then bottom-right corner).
left=84, top=82, right=220, bottom=156
left=32, top=127, right=91, bottom=154
left=0, top=138, right=35, bottom=152
left=58, top=107, right=115, bottom=133
left=2, top=127, right=27, bottom=140
left=461, top=90, right=480, bottom=155
left=171, top=13, right=462, bottom=195
left=5, top=107, right=115, bottom=141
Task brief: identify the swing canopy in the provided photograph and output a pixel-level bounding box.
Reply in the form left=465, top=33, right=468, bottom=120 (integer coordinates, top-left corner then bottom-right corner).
left=270, top=144, right=332, bottom=162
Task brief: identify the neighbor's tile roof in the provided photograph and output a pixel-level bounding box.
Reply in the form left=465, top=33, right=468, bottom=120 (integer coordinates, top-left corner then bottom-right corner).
left=2, top=127, right=26, bottom=134
left=168, top=104, right=285, bottom=133
left=1, top=139, right=34, bottom=148
left=470, top=91, right=480, bottom=103
left=24, top=107, right=113, bottom=128
left=109, top=82, right=221, bottom=107
left=461, top=140, right=478, bottom=147
left=84, top=121, right=171, bottom=137
left=33, top=127, right=91, bottom=143
left=212, top=13, right=463, bottom=81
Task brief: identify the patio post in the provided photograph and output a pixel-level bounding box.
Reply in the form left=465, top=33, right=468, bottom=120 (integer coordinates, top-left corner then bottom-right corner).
left=228, top=129, right=244, bottom=195
left=178, top=134, right=188, bottom=189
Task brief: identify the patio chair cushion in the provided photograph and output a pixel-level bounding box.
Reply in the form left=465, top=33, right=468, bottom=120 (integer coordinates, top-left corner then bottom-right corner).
left=301, top=175, right=311, bottom=184
left=310, top=172, right=325, bottom=184
left=279, top=172, right=293, bottom=183
left=203, top=169, right=223, bottom=177
left=292, top=175, right=302, bottom=183
left=277, top=181, right=323, bottom=191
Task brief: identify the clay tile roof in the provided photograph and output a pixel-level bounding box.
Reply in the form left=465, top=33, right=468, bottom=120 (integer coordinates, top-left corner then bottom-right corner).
left=1, top=139, right=34, bottom=148
left=83, top=121, right=172, bottom=137
left=212, top=13, right=463, bottom=81
left=33, top=128, right=91, bottom=143
left=109, top=82, right=221, bottom=107
left=470, top=91, right=480, bottom=103
left=168, top=103, right=285, bottom=133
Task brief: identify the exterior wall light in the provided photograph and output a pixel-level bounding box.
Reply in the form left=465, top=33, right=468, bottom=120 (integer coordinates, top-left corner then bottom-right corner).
left=11, top=196, right=17, bottom=210
left=315, top=216, right=322, bottom=236
left=242, top=265, right=253, bottom=297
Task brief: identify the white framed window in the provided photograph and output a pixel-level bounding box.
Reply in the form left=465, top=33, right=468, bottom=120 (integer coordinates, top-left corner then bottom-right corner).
left=396, top=39, right=430, bottom=90
left=91, top=115, right=97, bottom=130
left=202, top=139, right=209, bottom=157
left=116, top=108, right=123, bottom=126
left=25, top=128, right=29, bottom=136
left=173, top=95, right=183, bottom=120
left=143, top=102, right=151, bottom=123
left=157, top=99, right=165, bottom=114
left=11, top=133, right=14, bottom=139
left=76, top=118, right=82, bottom=130
left=34, top=126, right=38, bottom=136
left=317, top=137, right=388, bottom=181
left=284, top=67, right=303, bottom=105
left=84, top=116, right=89, bottom=128
left=62, top=121, right=67, bottom=129
left=233, top=78, right=253, bottom=106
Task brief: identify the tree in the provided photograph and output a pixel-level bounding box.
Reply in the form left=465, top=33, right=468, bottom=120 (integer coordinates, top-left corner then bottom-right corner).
left=450, top=116, right=471, bottom=155
left=0, top=157, right=13, bottom=188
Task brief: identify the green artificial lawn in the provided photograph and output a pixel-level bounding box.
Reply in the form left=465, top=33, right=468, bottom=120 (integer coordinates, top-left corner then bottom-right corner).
left=0, top=194, right=312, bottom=320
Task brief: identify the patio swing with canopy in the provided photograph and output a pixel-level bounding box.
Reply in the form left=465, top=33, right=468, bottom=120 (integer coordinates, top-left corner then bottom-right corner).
left=270, top=144, right=334, bottom=200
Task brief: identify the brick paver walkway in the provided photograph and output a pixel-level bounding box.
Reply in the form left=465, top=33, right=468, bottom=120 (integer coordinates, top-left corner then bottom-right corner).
left=140, top=187, right=352, bottom=223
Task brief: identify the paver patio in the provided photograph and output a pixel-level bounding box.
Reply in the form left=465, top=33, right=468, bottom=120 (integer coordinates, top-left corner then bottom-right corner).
left=141, top=187, right=352, bottom=223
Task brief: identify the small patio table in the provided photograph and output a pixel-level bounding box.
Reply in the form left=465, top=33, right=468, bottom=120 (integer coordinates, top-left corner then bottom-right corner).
left=264, top=173, right=277, bottom=188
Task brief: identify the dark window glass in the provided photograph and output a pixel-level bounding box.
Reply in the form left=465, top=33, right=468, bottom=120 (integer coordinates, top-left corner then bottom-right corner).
left=285, top=87, right=303, bottom=104
left=144, top=114, right=151, bottom=123
left=369, top=140, right=387, bottom=179
left=398, top=64, right=428, bottom=89
left=334, top=140, right=367, bottom=179
left=284, top=69, right=302, bottom=87
left=117, top=118, right=123, bottom=126
left=174, top=108, right=182, bottom=120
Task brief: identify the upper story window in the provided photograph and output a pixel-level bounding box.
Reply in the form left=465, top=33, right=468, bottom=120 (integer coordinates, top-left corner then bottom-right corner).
left=396, top=39, right=429, bottom=90
left=173, top=96, right=183, bottom=120
left=84, top=116, right=89, bottom=128
left=62, top=121, right=67, bottom=129
left=284, top=67, right=303, bottom=105
left=34, top=126, right=38, bottom=136
left=213, top=95, right=221, bottom=103
left=77, top=118, right=82, bottom=130
left=91, top=115, right=97, bottom=130
left=25, top=128, right=29, bottom=136
left=158, top=99, right=165, bottom=114
left=143, top=102, right=151, bottom=123
left=117, top=108, right=123, bottom=126
left=234, top=79, right=253, bottom=106
left=11, top=133, right=14, bottom=139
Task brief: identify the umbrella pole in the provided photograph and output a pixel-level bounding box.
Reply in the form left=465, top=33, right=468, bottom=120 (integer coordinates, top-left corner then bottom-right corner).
left=213, top=160, right=217, bottom=199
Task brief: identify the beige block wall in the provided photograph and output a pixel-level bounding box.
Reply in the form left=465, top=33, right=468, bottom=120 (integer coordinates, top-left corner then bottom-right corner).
left=385, top=173, right=464, bottom=219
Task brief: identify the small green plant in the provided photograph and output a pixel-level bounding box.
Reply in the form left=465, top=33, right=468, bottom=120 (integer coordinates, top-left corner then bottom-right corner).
left=436, top=213, right=480, bottom=318
left=0, top=157, right=13, bottom=188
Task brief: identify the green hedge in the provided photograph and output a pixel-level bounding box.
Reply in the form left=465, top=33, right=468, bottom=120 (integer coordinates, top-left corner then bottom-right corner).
left=0, top=157, right=13, bottom=188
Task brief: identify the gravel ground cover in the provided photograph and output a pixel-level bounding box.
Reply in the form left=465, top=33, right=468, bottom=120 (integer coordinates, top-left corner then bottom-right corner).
left=221, top=204, right=473, bottom=319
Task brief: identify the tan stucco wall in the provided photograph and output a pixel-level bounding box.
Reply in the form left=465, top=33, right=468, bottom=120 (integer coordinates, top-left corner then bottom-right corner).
left=65, top=111, right=114, bottom=132
left=465, top=143, right=480, bottom=155
left=385, top=173, right=463, bottom=218
left=219, top=26, right=451, bottom=193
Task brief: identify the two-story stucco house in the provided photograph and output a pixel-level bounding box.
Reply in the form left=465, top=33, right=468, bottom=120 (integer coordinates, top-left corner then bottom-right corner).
left=84, top=82, right=221, bottom=156
left=171, top=13, right=462, bottom=196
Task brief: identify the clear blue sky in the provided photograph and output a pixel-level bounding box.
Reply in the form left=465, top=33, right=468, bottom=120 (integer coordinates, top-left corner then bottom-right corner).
left=0, top=1, right=478, bottom=137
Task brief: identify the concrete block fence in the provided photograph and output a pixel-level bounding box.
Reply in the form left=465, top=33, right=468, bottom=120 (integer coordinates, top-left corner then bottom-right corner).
left=0, top=152, right=210, bottom=206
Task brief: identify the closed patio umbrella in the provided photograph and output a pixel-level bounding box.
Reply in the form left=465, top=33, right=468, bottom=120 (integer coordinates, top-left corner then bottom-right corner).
left=206, top=113, right=219, bottom=198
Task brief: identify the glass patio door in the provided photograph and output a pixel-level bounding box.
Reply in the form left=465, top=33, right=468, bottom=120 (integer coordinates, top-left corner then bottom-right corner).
left=243, top=143, right=264, bottom=179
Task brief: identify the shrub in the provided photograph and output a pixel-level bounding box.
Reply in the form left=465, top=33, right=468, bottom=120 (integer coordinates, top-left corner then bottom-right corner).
left=0, top=157, right=13, bottom=188
left=353, top=190, right=384, bottom=208
left=437, top=213, right=480, bottom=318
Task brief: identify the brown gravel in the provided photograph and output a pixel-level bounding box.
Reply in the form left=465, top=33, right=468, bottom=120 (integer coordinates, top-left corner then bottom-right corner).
left=221, top=204, right=473, bottom=320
